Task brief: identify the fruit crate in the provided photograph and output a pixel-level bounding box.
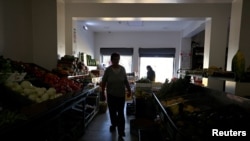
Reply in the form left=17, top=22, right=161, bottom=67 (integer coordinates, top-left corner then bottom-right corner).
left=20, top=101, right=48, bottom=118
left=0, top=85, right=33, bottom=109
left=23, top=63, right=50, bottom=72
left=22, top=63, right=50, bottom=79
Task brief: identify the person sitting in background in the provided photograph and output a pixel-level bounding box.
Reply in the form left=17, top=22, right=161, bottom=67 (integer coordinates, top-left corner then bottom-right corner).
left=146, top=65, right=155, bottom=82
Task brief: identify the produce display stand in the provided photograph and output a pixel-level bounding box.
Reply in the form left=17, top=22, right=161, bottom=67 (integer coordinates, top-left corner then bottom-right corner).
left=130, top=82, right=164, bottom=141
left=0, top=86, right=100, bottom=141
left=0, top=57, right=101, bottom=140
left=152, top=84, right=250, bottom=141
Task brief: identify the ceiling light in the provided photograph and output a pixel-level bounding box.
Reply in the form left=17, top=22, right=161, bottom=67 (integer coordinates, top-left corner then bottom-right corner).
left=127, top=21, right=143, bottom=26
left=83, top=25, right=88, bottom=30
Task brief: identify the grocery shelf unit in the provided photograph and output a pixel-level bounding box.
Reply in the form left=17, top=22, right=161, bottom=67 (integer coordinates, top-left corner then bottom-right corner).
left=152, top=84, right=250, bottom=141
left=129, top=83, right=165, bottom=141
left=0, top=86, right=100, bottom=141
left=178, top=69, right=250, bottom=97
left=83, top=87, right=100, bottom=127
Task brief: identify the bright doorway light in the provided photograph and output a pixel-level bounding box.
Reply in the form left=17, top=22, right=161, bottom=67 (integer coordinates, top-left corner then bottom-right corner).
left=140, top=57, right=174, bottom=83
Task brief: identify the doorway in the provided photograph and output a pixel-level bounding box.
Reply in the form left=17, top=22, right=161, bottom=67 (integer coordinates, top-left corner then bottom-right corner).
left=139, top=57, right=174, bottom=83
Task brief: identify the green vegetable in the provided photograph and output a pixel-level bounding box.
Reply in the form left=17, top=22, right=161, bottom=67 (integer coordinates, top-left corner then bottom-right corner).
left=136, top=78, right=151, bottom=83
left=156, top=77, right=191, bottom=99
left=0, top=110, right=27, bottom=126
left=231, top=50, right=245, bottom=81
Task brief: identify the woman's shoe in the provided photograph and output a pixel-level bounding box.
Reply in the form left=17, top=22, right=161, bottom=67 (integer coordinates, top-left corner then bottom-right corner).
left=118, top=131, right=125, bottom=137
left=118, top=136, right=124, bottom=141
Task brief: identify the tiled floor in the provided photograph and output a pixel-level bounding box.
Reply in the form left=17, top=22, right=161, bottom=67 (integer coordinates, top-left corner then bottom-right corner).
left=78, top=101, right=138, bottom=141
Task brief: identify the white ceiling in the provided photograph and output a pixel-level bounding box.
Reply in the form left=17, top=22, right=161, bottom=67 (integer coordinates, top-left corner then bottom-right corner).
left=68, top=0, right=233, bottom=33
left=76, top=18, right=206, bottom=32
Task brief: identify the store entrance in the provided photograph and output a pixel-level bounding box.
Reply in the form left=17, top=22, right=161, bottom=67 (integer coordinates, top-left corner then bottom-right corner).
left=139, top=57, right=174, bottom=83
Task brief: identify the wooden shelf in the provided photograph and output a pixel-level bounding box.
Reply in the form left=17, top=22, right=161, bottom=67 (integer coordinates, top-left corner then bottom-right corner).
left=184, top=72, right=250, bottom=97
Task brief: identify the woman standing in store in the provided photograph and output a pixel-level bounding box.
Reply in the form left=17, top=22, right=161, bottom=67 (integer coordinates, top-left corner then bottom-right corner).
left=146, top=65, right=156, bottom=82
left=101, top=52, right=132, bottom=140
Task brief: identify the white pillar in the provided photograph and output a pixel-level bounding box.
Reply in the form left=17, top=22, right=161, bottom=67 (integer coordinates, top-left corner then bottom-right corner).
left=227, top=0, right=250, bottom=70
left=227, top=0, right=243, bottom=71
left=57, top=0, right=66, bottom=59
left=225, top=0, right=250, bottom=96
left=204, top=16, right=229, bottom=91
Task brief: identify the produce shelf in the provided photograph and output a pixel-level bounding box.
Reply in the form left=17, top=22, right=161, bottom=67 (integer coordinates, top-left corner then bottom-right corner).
left=84, top=107, right=98, bottom=127
left=152, top=84, right=250, bottom=141
left=0, top=86, right=100, bottom=141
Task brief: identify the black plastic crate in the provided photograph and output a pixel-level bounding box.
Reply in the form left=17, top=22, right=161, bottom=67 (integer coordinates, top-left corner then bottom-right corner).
left=130, top=118, right=159, bottom=137
left=135, top=98, right=156, bottom=119
left=126, top=102, right=135, bottom=115
left=139, top=128, right=164, bottom=141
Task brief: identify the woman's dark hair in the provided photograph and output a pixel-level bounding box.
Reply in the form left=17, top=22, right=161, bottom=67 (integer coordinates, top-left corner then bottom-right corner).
left=111, top=52, right=120, bottom=60
left=147, top=65, right=152, bottom=70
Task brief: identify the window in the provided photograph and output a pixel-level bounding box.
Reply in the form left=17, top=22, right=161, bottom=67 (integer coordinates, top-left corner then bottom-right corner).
left=140, top=57, right=174, bottom=83
left=139, top=48, right=175, bottom=82
left=102, top=55, right=133, bottom=73
left=100, top=48, right=133, bottom=73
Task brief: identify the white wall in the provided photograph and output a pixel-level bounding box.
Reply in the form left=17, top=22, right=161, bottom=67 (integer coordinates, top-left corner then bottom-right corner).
left=0, top=0, right=58, bottom=70
left=32, top=0, right=58, bottom=70
left=2, top=0, right=33, bottom=62
left=74, top=21, right=95, bottom=65
left=94, top=31, right=182, bottom=76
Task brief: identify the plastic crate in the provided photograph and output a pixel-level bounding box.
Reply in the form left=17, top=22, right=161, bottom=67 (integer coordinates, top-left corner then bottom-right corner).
left=99, top=102, right=107, bottom=113
left=135, top=98, right=156, bottom=119
left=139, top=128, right=164, bottom=141
left=126, top=102, right=135, bottom=115
left=130, top=118, right=159, bottom=137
